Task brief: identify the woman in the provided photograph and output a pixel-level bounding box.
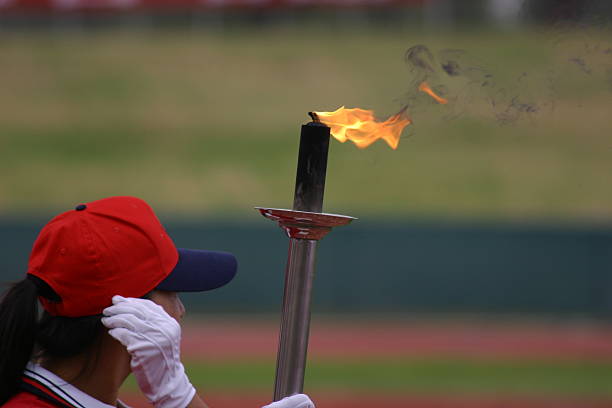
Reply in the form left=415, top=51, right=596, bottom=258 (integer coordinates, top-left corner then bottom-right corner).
left=0, top=196, right=314, bottom=408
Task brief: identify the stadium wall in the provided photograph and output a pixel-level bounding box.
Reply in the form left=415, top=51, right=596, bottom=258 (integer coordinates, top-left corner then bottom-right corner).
left=2, top=218, right=611, bottom=317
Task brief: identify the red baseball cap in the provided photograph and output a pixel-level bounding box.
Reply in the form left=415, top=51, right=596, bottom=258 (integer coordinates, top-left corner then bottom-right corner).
left=26, top=196, right=237, bottom=317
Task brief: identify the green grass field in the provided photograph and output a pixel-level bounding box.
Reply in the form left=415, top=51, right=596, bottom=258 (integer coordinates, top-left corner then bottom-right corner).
left=119, top=358, right=612, bottom=397
left=1, top=25, right=611, bottom=220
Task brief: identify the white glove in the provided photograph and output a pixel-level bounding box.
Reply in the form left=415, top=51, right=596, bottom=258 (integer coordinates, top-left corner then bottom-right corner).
left=102, top=296, right=196, bottom=408
left=262, top=394, right=315, bottom=408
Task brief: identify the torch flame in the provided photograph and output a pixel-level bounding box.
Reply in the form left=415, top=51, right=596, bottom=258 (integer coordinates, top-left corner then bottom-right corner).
left=313, top=107, right=411, bottom=150
left=418, top=82, right=448, bottom=104
left=314, top=82, right=447, bottom=150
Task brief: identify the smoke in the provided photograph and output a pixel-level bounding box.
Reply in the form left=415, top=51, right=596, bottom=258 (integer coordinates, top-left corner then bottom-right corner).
left=400, top=23, right=611, bottom=127
left=400, top=44, right=543, bottom=125
left=391, top=0, right=612, bottom=129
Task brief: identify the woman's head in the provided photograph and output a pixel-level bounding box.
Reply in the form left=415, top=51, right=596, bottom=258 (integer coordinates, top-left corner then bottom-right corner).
left=0, top=196, right=237, bottom=403
left=28, top=196, right=237, bottom=318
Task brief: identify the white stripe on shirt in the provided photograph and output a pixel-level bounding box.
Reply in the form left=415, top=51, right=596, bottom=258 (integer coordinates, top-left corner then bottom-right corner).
left=25, top=363, right=124, bottom=408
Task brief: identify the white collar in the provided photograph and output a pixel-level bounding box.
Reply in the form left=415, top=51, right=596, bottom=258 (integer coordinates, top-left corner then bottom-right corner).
left=25, top=362, right=119, bottom=408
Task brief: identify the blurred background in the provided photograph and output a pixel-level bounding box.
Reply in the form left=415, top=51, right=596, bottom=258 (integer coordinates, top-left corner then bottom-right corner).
left=1, top=0, right=612, bottom=407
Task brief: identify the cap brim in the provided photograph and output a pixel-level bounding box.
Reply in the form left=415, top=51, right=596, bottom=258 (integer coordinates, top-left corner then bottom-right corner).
left=156, top=248, right=237, bottom=292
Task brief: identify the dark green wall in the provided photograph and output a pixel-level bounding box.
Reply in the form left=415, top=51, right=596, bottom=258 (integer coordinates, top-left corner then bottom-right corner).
left=2, top=218, right=611, bottom=316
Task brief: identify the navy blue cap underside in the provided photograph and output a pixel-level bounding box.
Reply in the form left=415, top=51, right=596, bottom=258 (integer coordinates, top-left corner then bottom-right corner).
left=156, top=248, right=237, bottom=292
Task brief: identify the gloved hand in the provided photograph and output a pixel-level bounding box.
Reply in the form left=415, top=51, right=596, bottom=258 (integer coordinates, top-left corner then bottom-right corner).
left=102, top=295, right=195, bottom=408
left=262, top=394, right=315, bottom=408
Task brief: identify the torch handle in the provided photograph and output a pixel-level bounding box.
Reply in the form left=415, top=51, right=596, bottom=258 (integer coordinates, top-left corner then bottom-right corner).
left=273, top=238, right=318, bottom=400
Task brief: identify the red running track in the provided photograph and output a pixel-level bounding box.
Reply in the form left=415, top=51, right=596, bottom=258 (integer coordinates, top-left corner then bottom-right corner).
left=181, top=317, right=612, bottom=361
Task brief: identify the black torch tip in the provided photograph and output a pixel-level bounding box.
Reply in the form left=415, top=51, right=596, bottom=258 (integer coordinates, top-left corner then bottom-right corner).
left=308, top=112, right=321, bottom=123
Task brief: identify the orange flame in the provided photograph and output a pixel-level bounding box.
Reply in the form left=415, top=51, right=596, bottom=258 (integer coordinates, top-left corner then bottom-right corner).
left=313, top=107, right=411, bottom=150
left=419, top=82, right=448, bottom=104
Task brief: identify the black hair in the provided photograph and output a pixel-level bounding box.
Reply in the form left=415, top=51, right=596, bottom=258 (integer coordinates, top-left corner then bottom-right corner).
left=0, top=277, right=103, bottom=405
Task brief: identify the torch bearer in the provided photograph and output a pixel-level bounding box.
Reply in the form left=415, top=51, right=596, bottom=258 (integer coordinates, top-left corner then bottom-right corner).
left=257, top=113, right=355, bottom=400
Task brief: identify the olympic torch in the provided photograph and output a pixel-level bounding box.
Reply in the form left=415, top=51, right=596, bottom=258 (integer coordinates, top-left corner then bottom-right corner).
left=257, top=81, right=447, bottom=400
left=257, top=113, right=355, bottom=400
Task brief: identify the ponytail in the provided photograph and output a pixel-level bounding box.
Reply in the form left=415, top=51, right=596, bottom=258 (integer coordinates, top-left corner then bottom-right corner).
left=0, top=277, right=104, bottom=404
left=0, top=278, right=39, bottom=405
